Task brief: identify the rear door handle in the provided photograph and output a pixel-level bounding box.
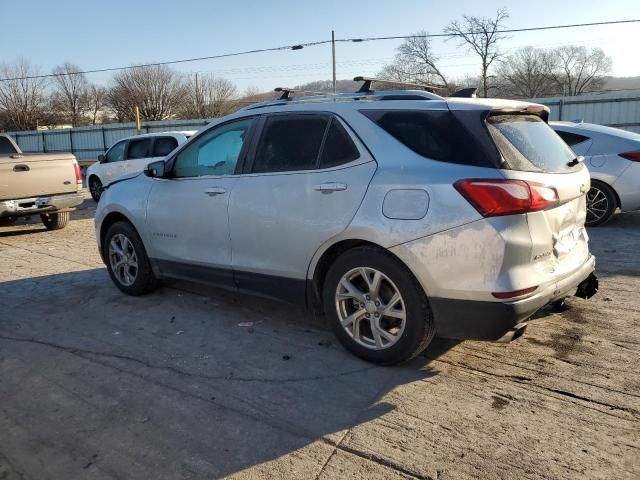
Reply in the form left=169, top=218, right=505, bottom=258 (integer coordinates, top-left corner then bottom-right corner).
left=204, top=187, right=227, bottom=196
left=13, top=164, right=30, bottom=172
left=313, top=182, right=347, bottom=192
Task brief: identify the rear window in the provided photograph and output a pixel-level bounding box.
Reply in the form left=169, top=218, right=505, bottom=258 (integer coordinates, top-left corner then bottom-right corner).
left=555, top=130, right=590, bottom=147
left=361, top=110, right=495, bottom=168
left=153, top=137, right=179, bottom=156
left=487, top=115, right=576, bottom=173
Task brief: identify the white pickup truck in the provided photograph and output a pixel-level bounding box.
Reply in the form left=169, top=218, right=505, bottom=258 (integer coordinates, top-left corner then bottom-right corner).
left=0, top=133, right=84, bottom=230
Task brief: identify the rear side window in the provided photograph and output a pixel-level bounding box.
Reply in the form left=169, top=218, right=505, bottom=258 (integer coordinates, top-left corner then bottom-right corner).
left=253, top=115, right=328, bottom=173
left=361, top=110, right=494, bottom=167
left=153, top=136, right=179, bottom=156
left=488, top=115, right=576, bottom=173
left=320, top=119, right=360, bottom=168
left=555, top=130, right=590, bottom=147
left=0, top=136, right=18, bottom=154
left=127, top=138, right=151, bottom=159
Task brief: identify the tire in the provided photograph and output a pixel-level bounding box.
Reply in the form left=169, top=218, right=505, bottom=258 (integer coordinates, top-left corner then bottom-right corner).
left=40, top=211, right=69, bottom=230
left=586, top=180, right=617, bottom=226
left=89, top=176, right=103, bottom=202
left=103, top=220, right=159, bottom=296
left=323, top=246, right=435, bottom=365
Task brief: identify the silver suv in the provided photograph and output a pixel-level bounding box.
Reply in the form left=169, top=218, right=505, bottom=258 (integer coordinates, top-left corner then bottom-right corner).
left=95, top=80, right=598, bottom=365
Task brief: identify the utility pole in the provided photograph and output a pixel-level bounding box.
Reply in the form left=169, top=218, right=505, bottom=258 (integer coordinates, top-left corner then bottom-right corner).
left=135, top=106, right=141, bottom=134
left=331, top=30, right=336, bottom=94
left=195, top=72, right=200, bottom=117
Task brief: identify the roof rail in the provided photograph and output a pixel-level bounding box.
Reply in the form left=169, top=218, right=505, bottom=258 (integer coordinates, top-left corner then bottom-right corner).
left=354, top=76, right=444, bottom=94
left=449, top=87, right=478, bottom=98
left=274, top=87, right=331, bottom=100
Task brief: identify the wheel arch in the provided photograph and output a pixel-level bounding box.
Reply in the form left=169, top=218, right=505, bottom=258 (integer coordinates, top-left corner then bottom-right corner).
left=309, top=238, right=407, bottom=310
left=590, top=178, right=621, bottom=208
left=99, top=211, right=136, bottom=258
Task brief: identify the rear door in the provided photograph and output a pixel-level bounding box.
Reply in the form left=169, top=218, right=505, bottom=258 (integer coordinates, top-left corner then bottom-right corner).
left=487, top=114, right=591, bottom=273
left=228, top=113, right=376, bottom=301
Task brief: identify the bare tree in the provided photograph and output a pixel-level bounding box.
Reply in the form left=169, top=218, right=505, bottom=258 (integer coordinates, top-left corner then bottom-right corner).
left=446, top=8, right=509, bottom=97
left=51, top=63, right=88, bottom=126
left=108, top=65, right=185, bottom=121
left=379, top=32, right=448, bottom=88
left=496, top=46, right=559, bottom=98
left=549, top=46, right=611, bottom=96
left=179, top=74, right=237, bottom=119
left=85, top=84, right=108, bottom=125
left=0, top=59, right=48, bottom=131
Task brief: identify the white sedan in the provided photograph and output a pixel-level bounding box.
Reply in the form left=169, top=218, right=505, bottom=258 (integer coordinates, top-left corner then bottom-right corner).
left=87, top=131, right=195, bottom=201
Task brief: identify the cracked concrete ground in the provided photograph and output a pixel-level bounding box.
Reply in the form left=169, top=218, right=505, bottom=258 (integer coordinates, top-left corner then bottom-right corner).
left=0, top=195, right=638, bottom=479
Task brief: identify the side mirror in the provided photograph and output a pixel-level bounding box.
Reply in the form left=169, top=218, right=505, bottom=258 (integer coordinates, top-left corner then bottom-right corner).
left=144, top=160, right=166, bottom=178
left=98, top=154, right=106, bottom=163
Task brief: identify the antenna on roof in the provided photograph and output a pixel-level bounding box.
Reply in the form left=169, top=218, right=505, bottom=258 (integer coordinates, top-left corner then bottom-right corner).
left=353, top=76, right=443, bottom=94
left=450, top=87, right=478, bottom=98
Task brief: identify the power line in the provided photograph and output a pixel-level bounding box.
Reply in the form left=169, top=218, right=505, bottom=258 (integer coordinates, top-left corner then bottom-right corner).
left=1, top=18, right=638, bottom=82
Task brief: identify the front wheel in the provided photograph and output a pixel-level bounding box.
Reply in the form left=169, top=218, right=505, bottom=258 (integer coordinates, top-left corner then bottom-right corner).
left=89, top=176, right=103, bottom=202
left=323, top=246, right=435, bottom=365
left=104, top=221, right=159, bottom=296
left=586, top=181, right=617, bottom=226
left=41, top=211, right=69, bottom=230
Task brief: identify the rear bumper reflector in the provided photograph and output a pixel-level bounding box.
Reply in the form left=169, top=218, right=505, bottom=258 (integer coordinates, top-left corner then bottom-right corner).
left=492, top=286, right=538, bottom=299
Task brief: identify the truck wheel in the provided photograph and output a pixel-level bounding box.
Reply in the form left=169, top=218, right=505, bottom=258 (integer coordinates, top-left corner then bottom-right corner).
left=89, top=176, right=103, bottom=202
left=104, top=221, right=159, bottom=296
left=41, top=212, right=69, bottom=230
left=323, top=246, right=435, bottom=365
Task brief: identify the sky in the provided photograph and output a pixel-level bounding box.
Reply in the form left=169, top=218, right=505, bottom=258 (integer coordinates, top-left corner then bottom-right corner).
left=1, top=0, right=639, bottom=93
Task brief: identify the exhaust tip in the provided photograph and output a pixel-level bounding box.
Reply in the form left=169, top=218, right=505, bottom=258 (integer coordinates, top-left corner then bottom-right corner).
left=497, top=323, right=528, bottom=343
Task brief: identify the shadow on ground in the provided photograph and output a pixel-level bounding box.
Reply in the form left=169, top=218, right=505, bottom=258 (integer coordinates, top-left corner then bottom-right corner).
left=0, top=267, right=454, bottom=479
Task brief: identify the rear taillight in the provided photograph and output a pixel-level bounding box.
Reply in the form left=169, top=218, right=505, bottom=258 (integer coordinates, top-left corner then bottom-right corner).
left=619, top=150, right=640, bottom=162
left=454, top=179, right=559, bottom=217
left=73, top=160, right=83, bottom=186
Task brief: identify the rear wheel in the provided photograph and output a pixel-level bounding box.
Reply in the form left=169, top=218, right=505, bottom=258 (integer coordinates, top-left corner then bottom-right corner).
left=586, top=181, right=617, bottom=226
left=41, top=211, right=69, bottom=230
left=104, top=221, right=159, bottom=296
left=89, top=176, right=103, bottom=202
left=323, top=246, right=435, bottom=365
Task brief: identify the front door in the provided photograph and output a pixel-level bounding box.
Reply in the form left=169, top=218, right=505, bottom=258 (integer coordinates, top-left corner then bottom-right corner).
left=145, top=117, right=256, bottom=286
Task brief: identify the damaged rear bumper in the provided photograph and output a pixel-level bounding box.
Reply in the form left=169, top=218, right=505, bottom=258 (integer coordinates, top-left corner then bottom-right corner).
left=431, top=254, right=597, bottom=340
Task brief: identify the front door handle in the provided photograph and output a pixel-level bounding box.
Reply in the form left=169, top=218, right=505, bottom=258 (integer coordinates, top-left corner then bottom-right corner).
left=313, top=182, right=348, bottom=192
left=204, top=187, right=227, bottom=196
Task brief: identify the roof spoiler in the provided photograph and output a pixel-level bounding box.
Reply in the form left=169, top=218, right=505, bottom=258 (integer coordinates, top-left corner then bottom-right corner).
left=353, top=76, right=444, bottom=94
left=450, top=87, right=478, bottom=98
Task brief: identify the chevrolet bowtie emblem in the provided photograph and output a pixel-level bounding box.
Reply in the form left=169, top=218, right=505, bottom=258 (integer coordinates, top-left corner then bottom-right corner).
left=580, top=184, right=588, bottom=193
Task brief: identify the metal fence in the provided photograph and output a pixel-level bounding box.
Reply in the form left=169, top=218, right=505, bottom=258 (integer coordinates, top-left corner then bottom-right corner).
left=5, top=89, right=640, bottom=161
left=6, top=118, right=213, bottom=162
left=528, top=89, right=640, bottom=133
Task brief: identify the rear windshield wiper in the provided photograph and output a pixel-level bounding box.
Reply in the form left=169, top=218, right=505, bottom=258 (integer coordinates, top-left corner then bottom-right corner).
left=567, top=156, right=584, bottom=167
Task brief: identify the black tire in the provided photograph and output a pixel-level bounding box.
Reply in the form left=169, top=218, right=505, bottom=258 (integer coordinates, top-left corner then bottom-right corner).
left=0, top=217, right=17, bottom=227
left=40, top=211, right=69, bottom=230
left=323, top=246, right=435, bottom=365
left=89, top=176, right=103, bottom=202
left=586, top=180, right=617, bottom=227
left=103, top=221, right=159, bottom=296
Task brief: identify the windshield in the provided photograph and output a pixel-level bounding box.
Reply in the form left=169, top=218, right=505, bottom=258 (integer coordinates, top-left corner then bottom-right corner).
left=488, top=114, right=577, bottom=173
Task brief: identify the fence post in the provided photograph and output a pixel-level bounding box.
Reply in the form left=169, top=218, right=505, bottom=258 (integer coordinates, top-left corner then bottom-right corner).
left=101, top=126, right=107, bottom=152
left=42, top=131, right=47, bottom=153
left=558, top=98, right=564, bottom=121
left=69, top=129, right=74, bottom=156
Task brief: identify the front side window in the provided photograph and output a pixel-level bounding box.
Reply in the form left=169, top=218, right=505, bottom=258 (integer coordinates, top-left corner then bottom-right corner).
left=127, top=138, right=151, bottom=160
left=105, top=140, right=127, bottom=162
left=173, top=118, right=254, bottom=178
left=252, top=114, right=328, bottom=173
left=153, top=137, right=179, bottom=156
left=0, top=136, right=18, bottom=154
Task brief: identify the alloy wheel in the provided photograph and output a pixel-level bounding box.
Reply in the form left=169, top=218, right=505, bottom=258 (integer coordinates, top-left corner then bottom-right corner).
left=586, top=186, right=609, bottom=224
left=108, top=233, right=138, bottom=286
left=335, top=267, right=406, bottom=350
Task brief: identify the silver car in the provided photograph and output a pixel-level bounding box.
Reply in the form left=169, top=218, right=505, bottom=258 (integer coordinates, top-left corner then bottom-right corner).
left=551, top=121, right=640, bottom=226
left=95, top=84, right=598, bottom=365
